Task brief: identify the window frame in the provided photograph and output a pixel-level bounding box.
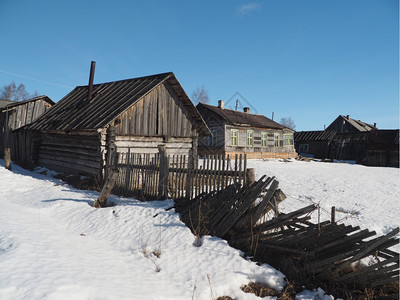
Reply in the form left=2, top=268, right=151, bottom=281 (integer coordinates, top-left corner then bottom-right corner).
left=274, top=133, right=280, bottom=148
left=283, top=133, right=294, bottom=147
left=231, top=129, right=239, bottom=146
left=299, top=144, right=309, bottom=152
left=208, top=129, right=218, bottom=146
left=261, top=132, right=268, bottom=148
left=246, top=130, right=254, bottom=147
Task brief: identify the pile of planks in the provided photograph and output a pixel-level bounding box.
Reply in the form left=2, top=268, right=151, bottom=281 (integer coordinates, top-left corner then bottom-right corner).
left=173, top=175, right=286, bottom=238
left=173, top=178, right=399, bottom=293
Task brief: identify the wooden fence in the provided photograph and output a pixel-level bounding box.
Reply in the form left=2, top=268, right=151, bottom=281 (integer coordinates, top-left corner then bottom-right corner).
left=110, top=148, right=247, bottom=200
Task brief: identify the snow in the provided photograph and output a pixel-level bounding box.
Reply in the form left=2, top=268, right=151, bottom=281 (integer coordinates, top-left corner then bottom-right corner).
left=247, top=159, right=400, bottom=242
left=1, top=159, right=399, bottom=299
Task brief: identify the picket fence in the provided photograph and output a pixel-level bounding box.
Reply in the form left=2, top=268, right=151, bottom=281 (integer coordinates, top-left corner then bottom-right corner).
left=109, top=149, right=247, bottom=200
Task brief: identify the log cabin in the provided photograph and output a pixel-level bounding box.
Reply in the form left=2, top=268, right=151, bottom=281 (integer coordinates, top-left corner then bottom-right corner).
left=196, top=101, right=297, bottom=159
left=26, top=71, right=209, bottom=177
left=0, top=96, right=54, bottom=158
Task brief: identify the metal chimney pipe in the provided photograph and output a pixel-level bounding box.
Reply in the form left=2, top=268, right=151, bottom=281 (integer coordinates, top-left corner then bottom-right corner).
left=87, top=61, right=96, bottom=101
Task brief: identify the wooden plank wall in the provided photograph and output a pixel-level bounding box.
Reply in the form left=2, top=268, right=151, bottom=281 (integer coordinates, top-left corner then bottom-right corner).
left=0, top=100, right=52, bottom=158
left=224, top=125, right=295, bottom=154
left=36, top=132, right=103, bottom=176
left=114, top=83, right=194, bottom=138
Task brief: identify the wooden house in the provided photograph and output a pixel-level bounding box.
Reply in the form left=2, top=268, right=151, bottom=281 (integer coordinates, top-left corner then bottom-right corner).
left=294, top=114, right=398, bottom=167
left=326, top=115, right=377, bottom=132
left=330, top=130, right=399, bottom=167
left=0, top=96, right=54, bottom=158
left=25, top=72, right=209, bottom=176
left=294, top=130, right=336, bottom=158
left=196, top=101, right=297, bottom=159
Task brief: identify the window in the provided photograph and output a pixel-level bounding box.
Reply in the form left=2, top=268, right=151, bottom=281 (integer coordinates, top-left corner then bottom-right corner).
left=208, top=129, right=217, bottom=146
left=274, top=133, right=280, bottom=148
left=283, top=133, right=294, bottom=146
left=299, top=144, right=309, bottom=152
left=261, top=132, right=268, bottom=147
left=247, top=130, right=254, bottom=147
left=231, top=129, right=239, bottom=146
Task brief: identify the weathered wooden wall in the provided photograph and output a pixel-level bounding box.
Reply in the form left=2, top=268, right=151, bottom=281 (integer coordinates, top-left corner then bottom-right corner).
left=224, top=125, right=295, bottom=155
left=0, top=99, right=52, bottom=157
left=114, top=83, right=195, bottom=138
left=36, top=131, right=103, bottom=176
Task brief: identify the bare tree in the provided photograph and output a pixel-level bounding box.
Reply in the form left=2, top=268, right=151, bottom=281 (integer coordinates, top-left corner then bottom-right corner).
left=191, top=85, right=209, bottom=105
left=0, top=82, right=16, bottom=100
left=280, top=117, right=296, bottom=130
left=0, top=81, right=36, bottom=102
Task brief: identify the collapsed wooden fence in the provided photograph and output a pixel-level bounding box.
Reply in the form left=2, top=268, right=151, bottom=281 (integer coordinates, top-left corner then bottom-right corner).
left=108, top=148, right=247, bottom=200
left=172, top=178, right=399, bottom=296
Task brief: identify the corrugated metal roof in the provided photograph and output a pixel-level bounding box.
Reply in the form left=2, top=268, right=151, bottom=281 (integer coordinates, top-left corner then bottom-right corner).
left=28, top=72, right=209, bottom=135
left=197, top=102, right=286, bottom=130
left=294, top=130, right=337, bottom=142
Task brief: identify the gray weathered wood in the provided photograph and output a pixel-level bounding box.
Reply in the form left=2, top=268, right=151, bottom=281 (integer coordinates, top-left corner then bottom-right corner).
left=93, top=168, right=119, bottom=208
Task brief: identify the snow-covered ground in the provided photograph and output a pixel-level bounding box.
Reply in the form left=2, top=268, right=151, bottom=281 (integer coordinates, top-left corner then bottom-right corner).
left=0, top=159, right=399, bottom=300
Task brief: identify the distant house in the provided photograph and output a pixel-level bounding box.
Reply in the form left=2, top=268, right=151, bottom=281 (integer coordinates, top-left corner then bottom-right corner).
left=294, top=130, right=336, bottom=158
left=0, top=96, right=54, bottom=158
left=24, top=72, right=209, bottom=176
left=196, top=101, right=297, bottom=159
left=325, top=115, right=377, bottom=132
left=294, top=115, right=399, bottom=167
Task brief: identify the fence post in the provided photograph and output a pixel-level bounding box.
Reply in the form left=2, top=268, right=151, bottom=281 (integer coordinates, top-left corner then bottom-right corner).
left=331, top=206, right=336, bottom=223
left=4, top=148, right=11, bottom=171
left=186, top=149, right=194, bottom=199
left=158, top=145, right=168, bottom=199
left=246, top=168, right=255, bottom=186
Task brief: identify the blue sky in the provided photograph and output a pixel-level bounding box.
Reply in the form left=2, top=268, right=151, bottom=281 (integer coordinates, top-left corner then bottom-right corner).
left=0, top=0, right=398, bottom=130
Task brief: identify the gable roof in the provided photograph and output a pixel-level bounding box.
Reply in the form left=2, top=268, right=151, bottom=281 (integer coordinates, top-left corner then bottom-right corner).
left=197, top=102, right=286, bottom=130
left=327, top=115, right=376, bottom=132
left=28, top=72, right=209, bottom=135
left=1, top=96, right=54, bottom=112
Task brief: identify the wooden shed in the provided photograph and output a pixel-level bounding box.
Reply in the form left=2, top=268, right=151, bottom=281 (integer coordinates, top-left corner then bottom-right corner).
left=0, top=96, right=54, bottom=158
left=26, top=72, right=209, bottom=177
left=294, top=130, right=336, bottom=158
left=196, top=101, right=297, bottom=159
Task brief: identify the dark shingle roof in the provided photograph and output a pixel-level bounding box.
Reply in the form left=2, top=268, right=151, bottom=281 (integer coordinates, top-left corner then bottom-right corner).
left=197, top=102, right=286, bottom=130
left=28, top=72, right=209, bottom=135
left=294, top=130, right=337, bottom=142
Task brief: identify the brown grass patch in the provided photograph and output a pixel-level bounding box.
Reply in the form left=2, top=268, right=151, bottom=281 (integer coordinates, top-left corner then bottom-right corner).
left=241, top=281, right=279, bottom=297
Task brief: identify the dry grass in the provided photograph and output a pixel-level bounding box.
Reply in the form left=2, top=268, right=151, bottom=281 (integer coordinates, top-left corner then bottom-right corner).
left=241, top=281, right=279, bottom=297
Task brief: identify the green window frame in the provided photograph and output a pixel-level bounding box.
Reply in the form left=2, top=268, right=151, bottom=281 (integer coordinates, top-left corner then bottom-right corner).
left=283, top=133, right=294, bottom=146
left=247, top=130, right=254, bottom=147
left=261, top=132, right=268, bottom=147
left=231, top=129, right=239, bottom=146
left=274, top=133, right=280, bottom=148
